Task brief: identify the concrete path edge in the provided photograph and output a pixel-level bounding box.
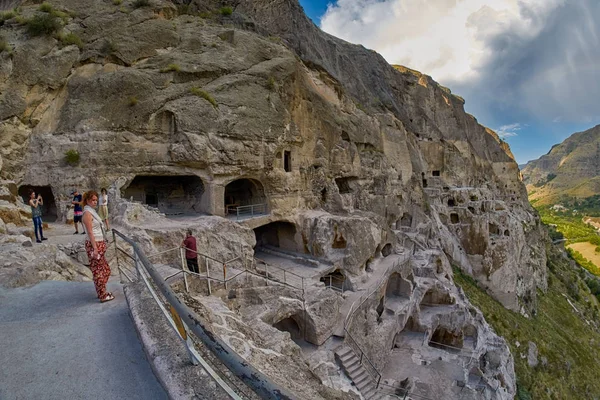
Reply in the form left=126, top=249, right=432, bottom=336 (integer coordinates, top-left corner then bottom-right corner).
left=124, top=280, right=232, bottom=400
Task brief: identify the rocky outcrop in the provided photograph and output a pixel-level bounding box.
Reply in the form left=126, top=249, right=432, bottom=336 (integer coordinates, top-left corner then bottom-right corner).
left=522, top=124, right=600, bottom=205
left=0, top=0, right=551, bottom=398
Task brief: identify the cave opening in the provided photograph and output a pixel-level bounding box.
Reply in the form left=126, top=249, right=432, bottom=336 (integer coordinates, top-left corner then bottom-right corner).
left=253, top=221, right=298, bottom=252
left=122, top=175, right=205, bottom=215
left=429, top=326, right=463, bottom=352
left=225, top=178, right=267, bottom=216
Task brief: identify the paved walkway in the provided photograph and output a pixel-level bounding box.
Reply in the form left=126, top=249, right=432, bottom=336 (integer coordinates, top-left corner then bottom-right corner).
left=0, top=280, right=167, bottom=400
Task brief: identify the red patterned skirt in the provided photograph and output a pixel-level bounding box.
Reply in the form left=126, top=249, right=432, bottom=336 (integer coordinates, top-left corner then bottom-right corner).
left=85, top=240, right=111, bottom=299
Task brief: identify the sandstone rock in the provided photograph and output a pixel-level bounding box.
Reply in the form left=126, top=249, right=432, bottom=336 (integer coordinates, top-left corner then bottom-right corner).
left=0, top=1, right=551, bottom=398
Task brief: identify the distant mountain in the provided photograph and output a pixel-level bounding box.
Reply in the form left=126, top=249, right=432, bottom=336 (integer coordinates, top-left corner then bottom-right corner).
left=521, top=125, right=600, bottom=205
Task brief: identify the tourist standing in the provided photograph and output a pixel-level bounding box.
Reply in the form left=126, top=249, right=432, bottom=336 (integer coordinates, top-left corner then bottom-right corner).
left=98, top=188, right=110, bottom=230
left=181, top=229, right=199, bottom=274
left=28, top=190, right=47, bottom=243
left=82, top=190, right=114, bottom=303
left=71, top=190, right=84, bottom=234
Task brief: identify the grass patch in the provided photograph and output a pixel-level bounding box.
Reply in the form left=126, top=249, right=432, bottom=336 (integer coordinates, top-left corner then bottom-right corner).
left=160, top=63, right=180, bottom=73
left=59, top=32, right=83, bottom=48
left=112, top=0, right=122, bottom=4
left=64, top=149, right=80, bottom=165
left=219, top=6, right=233, bottom=16
left=190, top=87, right=217, bottom=108
left=0, top=37, right=10, bottom=53
left=128, top=96, right=138, bottom=106
left=38, top=2, right=53, bottom=12
left=0, top=10, right=17, bottom=23
left=26, top=13, right=62, bottom=36
left=266, top=76, right=275, bottom=91
left=453, top=250, right=600, bottom=399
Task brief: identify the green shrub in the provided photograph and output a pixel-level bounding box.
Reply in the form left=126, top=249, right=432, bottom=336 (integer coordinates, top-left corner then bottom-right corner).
left=176, top=4, right=191, bottom=15
left=26, top=13, right=61, bottom=36
left=112, top=0, right=122, bottom=4
left=198, top=11, right=213, bottom=19
left=516, top=384, right=533, bottom=400
left=64, top=149, right=80, bottom=165
left=0, top=10, right=17, bottom=23
left=160, top=63, right=180, bottom=73
left=128, top=96, right=138, bottom=106
left=38, top=2, right=53, bottom=12
left=132, top=0, right=150, bottom=8
left=266, top=76, right=275, bottom=91
left=219, top=6, right=232, bottom=16
left=190, top=87, right=217, bottom=108
left=0, top=37, right=10, bottom=53
left=59, top=32, right=83, bottom=48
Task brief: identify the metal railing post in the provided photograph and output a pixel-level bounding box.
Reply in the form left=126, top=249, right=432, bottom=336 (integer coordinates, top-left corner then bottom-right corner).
left=180, top=247, right=189, bottom=293
left=223, top=263, right=227, bottom=290
left=283, top=269, right=286, bottom=285
left=265, top=263, right=269, bottom=286
left=112, top=229, right=119, bottom=271
left=206, top=257, right=212, bottom=295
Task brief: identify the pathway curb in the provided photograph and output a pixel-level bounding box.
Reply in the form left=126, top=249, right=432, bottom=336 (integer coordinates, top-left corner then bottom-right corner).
left=124, top=280, right=232, bottom=400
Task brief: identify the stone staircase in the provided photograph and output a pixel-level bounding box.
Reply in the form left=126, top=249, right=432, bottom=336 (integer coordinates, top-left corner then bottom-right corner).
left=335, top=346, right=385, bottom=400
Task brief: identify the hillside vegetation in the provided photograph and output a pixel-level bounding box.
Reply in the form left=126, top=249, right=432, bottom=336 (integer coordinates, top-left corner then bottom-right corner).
left=454, top=244, right=600, bottom=399
left=522, top=125, right=600, bottom=206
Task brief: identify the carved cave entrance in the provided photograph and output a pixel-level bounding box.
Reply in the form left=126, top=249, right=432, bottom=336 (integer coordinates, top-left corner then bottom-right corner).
left=224, top=178, right=267, bottom=216
left=254, top=221, right=299, bottom=252
left=420, top=288, right=455, bottom=307
left=429, top=326, right=463, bottom=353
left=18, top=185, right=58, bottom=221
left=273, top=313, right=318, bottom=347
left=384, top=272, right=412, bottom=311
left=122, top=175, right=205, bottom=215
left=320, top=269, right=346, bottom=292
left=273, top=316, right=302, bottom=343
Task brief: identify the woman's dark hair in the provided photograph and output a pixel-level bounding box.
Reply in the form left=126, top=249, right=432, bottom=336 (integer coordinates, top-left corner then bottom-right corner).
left=28, top=189, right=35, bottom=197
left=101, top=188, right=107, bottom=194
left=82, top=190, right=99, bottom=207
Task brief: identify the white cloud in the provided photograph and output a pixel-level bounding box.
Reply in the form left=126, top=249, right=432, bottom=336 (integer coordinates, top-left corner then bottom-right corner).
left=320, top=0, right=599, bottom=124
left=321, top=0, right=563, bottom=83
left=495, top=123, right=522, bottom=138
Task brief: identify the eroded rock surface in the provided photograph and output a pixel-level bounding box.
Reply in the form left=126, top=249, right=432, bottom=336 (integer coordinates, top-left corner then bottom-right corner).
left=0, top=0, right=550, bottom=398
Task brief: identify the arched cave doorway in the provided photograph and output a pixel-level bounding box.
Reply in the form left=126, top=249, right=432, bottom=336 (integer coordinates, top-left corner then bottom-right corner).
left=122, top=175, right=205, bottom=215
left=320, top=269, right=346, bottom=292
left=273, top=313, right=319, bottom=346
left=429, top=326, right=463, bottom=352
left=224, top=178, right=267, bottom=215
left=254, top=221, right=298, bottom=252
left=381, top=243, right=393, bottom=257
left=273, top=316, right=302, bottom=341
left=18, top=185, right=58, bottom=221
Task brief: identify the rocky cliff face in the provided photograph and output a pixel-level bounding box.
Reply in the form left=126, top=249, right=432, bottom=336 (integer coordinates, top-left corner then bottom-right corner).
left=1, top=0, right=549, bottom=398
left=522, top=124, right=600, bottom=205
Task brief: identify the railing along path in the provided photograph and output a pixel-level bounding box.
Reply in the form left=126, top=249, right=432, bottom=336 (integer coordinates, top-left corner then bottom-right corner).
left=111, top=229, right=297, bottom=400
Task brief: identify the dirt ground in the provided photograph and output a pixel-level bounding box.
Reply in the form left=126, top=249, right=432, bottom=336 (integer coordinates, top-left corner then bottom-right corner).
left=568, top=242, right=600, bottom=270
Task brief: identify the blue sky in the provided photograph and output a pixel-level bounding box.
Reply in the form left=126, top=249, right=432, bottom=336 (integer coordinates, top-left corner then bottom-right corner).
left=299, top=0, right=600, bottom=164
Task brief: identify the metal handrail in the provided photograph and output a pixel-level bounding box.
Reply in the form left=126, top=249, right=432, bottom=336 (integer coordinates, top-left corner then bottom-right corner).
left=344, top=326, right=382, bottom=387
left=340, top=257, right=407, bottom=392
left=344, top=257, right=405, bottom=328
left=227, top=203, right=268, bottom=220
left=112, top=229, right=297, bottom=400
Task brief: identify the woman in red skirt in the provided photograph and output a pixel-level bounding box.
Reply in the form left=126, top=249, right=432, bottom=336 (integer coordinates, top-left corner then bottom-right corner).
left=82, top=190, right=114, bottom=303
